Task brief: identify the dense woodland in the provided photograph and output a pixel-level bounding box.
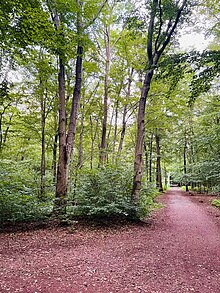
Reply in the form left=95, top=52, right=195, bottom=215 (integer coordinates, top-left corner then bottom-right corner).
left=0, top=0, right=219, bottom=225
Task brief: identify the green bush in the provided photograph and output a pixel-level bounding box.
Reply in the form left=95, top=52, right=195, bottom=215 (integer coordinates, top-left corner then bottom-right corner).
left=211, top=199, right=220, bottom=208
left=0, top=192, right=52, bottom=224
left=138, top=183, right=160, bottom=219
left=68, top=165, right=136, bottom=219
left=0, top=160, right=53, bottom=225
left=67, top=166, right=160, bottom=220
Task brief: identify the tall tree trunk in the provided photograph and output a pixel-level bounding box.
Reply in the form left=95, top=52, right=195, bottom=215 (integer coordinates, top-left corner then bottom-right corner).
left=131, top=0, right=187, bottom=205
left=54, top=43, right=83, bottom=215
left=40, top=79, right=46, bottom=198
left=52, top=130, right=58, bottom=184
left=132, top=69, right=154, bottom=204
left=100, top=25, right=110, bottom=165
left=184, top=133, right=189, bottom=192
left=144, top=140, right=148, bottom=180
left=55, top=57, right=67, bottom=214
left=3, top=114, right=12, bottom=146
left=47, top=2, right=68, bottom=215
left=66, top=44, right=83, bottom=165
left=90, top=115, right=99, bottom=169
left=164, top=165, right=168, bottom=188
left=50, top=0, right=105, bottom=217
left=117, top=68, right=133, bottom=162
left=90, top=115, right=94, bottom=169
left=149, top=132, right=154, bottom=183
left=106, top=105, right=114, bottom=162
left=112, top=101, right=118, bottom=164
left=116, top=104, right=127, bottom=162
left=155, top=130, right=163, bottom=192
left=0, top=104, right=12, bottom=153
left=78, top=103, right=84, bottom=168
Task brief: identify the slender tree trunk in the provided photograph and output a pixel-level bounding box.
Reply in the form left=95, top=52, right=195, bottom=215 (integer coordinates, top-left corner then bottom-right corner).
left=144, top=140, right=148, bottom=180
left=117, top=104, right=127, bottom=162
left=131, top=0, right=187, bottom=208
left=100, top=25, right=110, bottom=165
left=106, top=106, right=114, bottom=162
left=164, top=165, right=168, bottom=188
left=90, top=116, right=94, bottom=169
left=112, top=101, right=118, bottom=164
left=40, top=79, right=46, bottom=198
left=155, top=130, right=163, bottom=192
left=52, top=130, right=58, bottom=183
left=55, top=57, right=67, bottom=214
left=0, top=105, right=12, bottom=152
left=47, top=4, right=68, bottom=216
left=3, top=114, right=12, bottom=146
left=90, top=114, right=99, bottom=169
left=66, top=44, right=83, bottom=163
left=117, top=68, right=133, bottom=162
left=132, top=69, right=154, bottom=204
left=184, top=134, right=189, bottom=192
left=78, top=104, right=84, bottom=168
left=149, top=132, right=154, bottom=183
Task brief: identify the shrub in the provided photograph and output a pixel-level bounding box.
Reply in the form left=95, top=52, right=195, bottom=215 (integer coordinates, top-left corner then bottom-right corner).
left=67, top=166, right=160, bottom=220
left=211, top=199, right=220, bottom=208
left=0, top=160, right=53, bottom=225
left=67, top=165, right=136, bottom=219
left=138, top=183, right=161, bottom=219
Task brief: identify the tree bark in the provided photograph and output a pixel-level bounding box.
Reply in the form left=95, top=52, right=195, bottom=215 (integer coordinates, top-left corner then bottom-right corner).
left=184, top=132, right=189, bottom=192
left=106, top=105, right=114, bottom=162
left=117, top=68, right=133, bottom=162
left=155, top=130, right=163, bottom=192
left=100, top=25, right=110, bottom=165
left=144, top=140, right=148, bottom=180
left=40, top=79, right=46, bottom=198
left=78, top=103, right=84, bottom=168
left=52, top=130, right=58, bottom=184
left=117, top=104, right=127, bottom=162
left=112, top=101, right=118, bottom=164
left=54, top=42, right=83, bottom=215
left=54, top=56, right=67, bottom=215
left=149, top=132, right=154, bottom=183
left=0, top=103, right=11, bottom=152
left=90, top=113, right=100, bottom=169
left=132, top=69, right=153, bottom=204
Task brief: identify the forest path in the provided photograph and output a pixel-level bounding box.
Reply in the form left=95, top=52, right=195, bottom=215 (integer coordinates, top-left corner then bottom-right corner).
left=0, top=188, right=220, bottom=293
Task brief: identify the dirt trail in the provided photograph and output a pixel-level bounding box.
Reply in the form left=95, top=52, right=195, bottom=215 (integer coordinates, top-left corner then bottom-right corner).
left=0, top=188, right=220, bottom=293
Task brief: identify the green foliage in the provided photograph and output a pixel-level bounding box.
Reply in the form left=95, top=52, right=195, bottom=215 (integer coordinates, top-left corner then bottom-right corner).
left=181, top=185, right=191, bottom=191
left=0, top=0, right=54, bottom=49
left=211, top=199, right=220, bottom=208
left=68, top=165, right=135, bottom=219
left=0, top=160, right=53, bottom=225
left=138, top=183, right=160, bottom=219
left=67, top=166, right=160, bottom=220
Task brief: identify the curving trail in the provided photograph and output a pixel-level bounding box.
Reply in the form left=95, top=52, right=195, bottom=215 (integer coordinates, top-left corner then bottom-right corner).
left=0, top=188, right=220, bottom=293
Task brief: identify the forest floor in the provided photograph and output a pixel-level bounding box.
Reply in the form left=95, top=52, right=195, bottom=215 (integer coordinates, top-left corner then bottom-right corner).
left=0, top=187, right=220, bottom=293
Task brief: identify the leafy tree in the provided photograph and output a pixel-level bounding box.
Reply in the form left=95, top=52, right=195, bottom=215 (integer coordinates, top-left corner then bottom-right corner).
left=132, top=0, right=190, bottom=205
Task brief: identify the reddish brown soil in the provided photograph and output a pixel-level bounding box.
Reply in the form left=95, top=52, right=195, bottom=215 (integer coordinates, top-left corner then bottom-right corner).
left=0, top=188, right=220, bottom=293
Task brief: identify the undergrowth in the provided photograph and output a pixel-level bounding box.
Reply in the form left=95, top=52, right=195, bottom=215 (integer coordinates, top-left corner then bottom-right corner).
left=211, top=199, right=220, bottom=209
left=67, top=166, right=159, bottom=220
